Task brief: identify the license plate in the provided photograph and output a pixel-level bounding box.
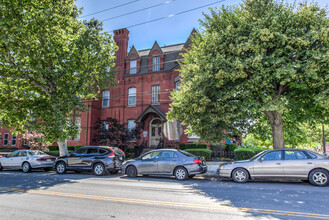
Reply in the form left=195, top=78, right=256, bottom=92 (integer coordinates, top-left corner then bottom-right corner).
left=47, top=159, right=51, bottom=161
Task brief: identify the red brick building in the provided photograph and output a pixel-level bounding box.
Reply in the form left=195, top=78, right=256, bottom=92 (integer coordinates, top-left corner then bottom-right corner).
left=0, top=28, right=199, bottom=150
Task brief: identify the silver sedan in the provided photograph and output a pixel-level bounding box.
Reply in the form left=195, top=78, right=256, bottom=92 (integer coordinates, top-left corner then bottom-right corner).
left=122, top=149, right=207, bottom=180
left=217, top=149, right=329, bottom=186
left=0, top=150, right=56, bottom=172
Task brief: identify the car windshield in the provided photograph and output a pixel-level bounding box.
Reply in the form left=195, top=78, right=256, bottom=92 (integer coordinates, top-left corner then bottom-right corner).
left=249, top=151, right=265, bottom=160
left=28, top=151, right=47, bottom=156
left=178, top=150, right=195, bottom=157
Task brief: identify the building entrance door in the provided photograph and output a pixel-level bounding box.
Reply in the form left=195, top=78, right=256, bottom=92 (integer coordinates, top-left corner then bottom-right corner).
left=149, top=119, right=162, bottom=148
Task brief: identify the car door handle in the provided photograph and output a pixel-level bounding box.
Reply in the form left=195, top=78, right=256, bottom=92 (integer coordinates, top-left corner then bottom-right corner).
left=276, top=163, right=281, bottom=165
left=307, top=162, right=313, bottom=164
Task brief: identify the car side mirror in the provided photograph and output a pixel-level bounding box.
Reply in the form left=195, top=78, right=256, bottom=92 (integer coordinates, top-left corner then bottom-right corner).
left=258, top=158, right=264, bottom=162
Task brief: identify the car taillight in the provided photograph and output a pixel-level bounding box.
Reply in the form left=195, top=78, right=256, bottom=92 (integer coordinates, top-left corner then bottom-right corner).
left=193, top=159, right=202, bottom=164
left=108, top=149, right=115, bottom=157
left=37, top=158, right=47, bottom=161
left=0, top=156, right=2, bottom=158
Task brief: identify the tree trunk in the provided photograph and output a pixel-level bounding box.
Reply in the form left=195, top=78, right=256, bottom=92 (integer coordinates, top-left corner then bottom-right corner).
left=263, top=111, right=285, bottom=149
left=58, top=139, right=69, bottom=157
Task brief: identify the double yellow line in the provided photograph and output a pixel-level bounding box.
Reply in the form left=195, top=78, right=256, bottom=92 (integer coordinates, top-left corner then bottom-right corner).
left=0, top=186, right=328, bottom=219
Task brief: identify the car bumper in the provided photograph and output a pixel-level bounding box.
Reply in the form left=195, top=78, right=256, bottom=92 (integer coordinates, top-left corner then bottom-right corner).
left=31, top=161, right=54, bottom=169
left=217, top=168, right=231, bottom=178
left=188, top=165, right=208, bottom=175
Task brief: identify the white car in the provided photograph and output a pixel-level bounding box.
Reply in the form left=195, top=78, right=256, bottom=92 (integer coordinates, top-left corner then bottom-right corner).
left=0, top=150, right=56, bottom=172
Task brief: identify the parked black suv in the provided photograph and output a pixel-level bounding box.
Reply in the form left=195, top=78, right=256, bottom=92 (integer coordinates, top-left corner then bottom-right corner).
left=54, top=146, right=125, bottom=176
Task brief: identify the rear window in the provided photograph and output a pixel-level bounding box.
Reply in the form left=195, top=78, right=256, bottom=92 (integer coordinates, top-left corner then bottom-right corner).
left=178, top=150, right=195, bottom=157
left=99, top=149, right=109, bottom=155
left=28, top=151, right=47, bottom=156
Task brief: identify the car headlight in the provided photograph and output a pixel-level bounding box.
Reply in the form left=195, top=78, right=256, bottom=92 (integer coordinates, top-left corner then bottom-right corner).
left=220, top=165, right=225, bottom=169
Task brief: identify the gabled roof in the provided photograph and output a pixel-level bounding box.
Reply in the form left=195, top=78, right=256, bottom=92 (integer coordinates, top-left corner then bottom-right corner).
left=136, top=104, right=167, bottom=123
left=183, top=28, right=198, bottom=49
left=148, top=41, right=163, bottom=56
left=127, top=45, right=140, bottom=59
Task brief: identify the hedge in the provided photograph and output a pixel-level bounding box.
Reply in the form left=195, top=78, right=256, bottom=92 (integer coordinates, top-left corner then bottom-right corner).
left=179, top=143, right=207, bottom=150
left=234, top=148, right=265, bottom=160
left=184, top=149, right=212, bottom=160
left=225, top=143, right=237, bottom=152
left=0, top=148, right=19, bottom=152
left=48, top=145, right=82, bottom=152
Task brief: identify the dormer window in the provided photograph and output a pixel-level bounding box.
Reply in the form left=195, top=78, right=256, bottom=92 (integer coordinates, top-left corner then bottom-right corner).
left=130, top=60, right=137, bottom=74
left=152, top=57, right=160, bottom=71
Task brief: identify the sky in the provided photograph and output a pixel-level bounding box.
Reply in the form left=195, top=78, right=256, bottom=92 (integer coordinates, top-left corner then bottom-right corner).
left=76, top=0, right=328, bottom=51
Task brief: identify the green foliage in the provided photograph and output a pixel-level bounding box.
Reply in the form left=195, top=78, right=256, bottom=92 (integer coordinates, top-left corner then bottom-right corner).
left=0, top=148, right=19, bottom=152
left=47, top=151, right=60, bottom=157
left=179, top=143, right=207, bottom=150
left=168, top=0, right=329, bottom=149
left=0, top=0, right=117, bottom=155
left=48, top=146, right=58, bottom=151
left=234, top=148, right=265, bottom=160
left=184, top=148, right=212, bottom=160
left=225, top=143, right=237, bottom=152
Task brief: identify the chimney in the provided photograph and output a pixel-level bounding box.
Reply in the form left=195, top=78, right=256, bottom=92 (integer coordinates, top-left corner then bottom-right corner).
left=113, top=28, right=129, bottom=78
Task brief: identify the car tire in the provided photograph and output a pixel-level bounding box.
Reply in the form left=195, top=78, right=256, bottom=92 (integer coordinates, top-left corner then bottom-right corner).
left=232, top=168, right=249, bottom=183
left=0, top=163, right=3, bottom=171
left=44, top=167, right=52, bottom=172
left=93, top=163, right=106, bottom=176
left=55, top=162, right=67, bottom=174
left=22, top=162, right=31, bottom=173
left=309, top=169, right=329, bottom=187
left=126, top=166, right=137, bottom=178
left=174, top=167, right=188, bottom=181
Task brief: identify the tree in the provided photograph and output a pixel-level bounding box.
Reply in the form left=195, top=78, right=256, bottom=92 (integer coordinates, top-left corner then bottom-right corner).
left=0, top=0, right=117, bottom=156
left=168, top=0, right=329, bottom=149
left=92, top=117, right=141, bottom=152
left=21, top=131, right=51, bottom=151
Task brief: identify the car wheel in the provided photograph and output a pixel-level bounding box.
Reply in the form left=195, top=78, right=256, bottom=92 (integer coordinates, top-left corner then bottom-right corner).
left=126, top=166, right=137, bottom=178
left=0, top=163, right=3, bottom=171
left=232, top=168, right=249, bottom=183
left=174, top=167, right=188, bottom=181
left=55, top=162, right=67, bottom=174
left=93, top=163, right=105, bottom=176
left=309, top=169, right=329, bottom=187
left=22, top=162, right=31, bottom=173
left=44, top=167, right=52, bottom=172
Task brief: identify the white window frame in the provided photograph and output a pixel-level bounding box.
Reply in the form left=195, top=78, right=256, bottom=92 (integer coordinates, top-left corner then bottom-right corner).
left=3, top=133, right=9, bottom=146
left=128, top=87, right=136, bottom=106
left=151, top=85, right=160, bottom=104
left=74, top=118, right=81, bottom=141
left=128, top=120, right=136, bottom=132
left=11, top=136, right=17, bottom=146
left=102, top=90, right=110, bottom=107
left=152, top=57, right=160, bottom=71
left=130, top=60, right=137, bottom=74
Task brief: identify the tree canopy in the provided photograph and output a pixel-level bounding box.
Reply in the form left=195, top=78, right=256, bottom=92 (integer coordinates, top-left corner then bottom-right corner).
left=168, top=0, right=329, bottom=149
left=0, top=0, right=117, bottom=155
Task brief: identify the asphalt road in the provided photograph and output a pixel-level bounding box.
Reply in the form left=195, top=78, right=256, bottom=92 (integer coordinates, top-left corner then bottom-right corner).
left=0, top=170, right=329, bottom=220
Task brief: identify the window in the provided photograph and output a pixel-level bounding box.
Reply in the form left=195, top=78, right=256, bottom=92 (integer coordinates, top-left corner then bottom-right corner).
left=102, top=90, right=110, bottom=107
left=7, top=151, right=19, bottom=157
left=130, top=60, right=137, bottom=74
left=3, top=133, right=8, bottom=146
left=74, top=118, right=81, bottom=141
left=128, top=87, right=136, bottom=106
left=175, top=81, right=180, bottom=90
left=128, top=120, right=136, bottom=132
left=152, top=57, right=160, bottom=71
left=159, top=151, right=178, bottom=158
left=86, top=148, right=98, bottom=155
left=284, top=151, right=308, bottom=160
left=307, top=152, right=318, bottom=159
left=261, top=151, right=282, bottom=161
left=18, top=151, right=27, bottom=157
left=141, top=151, right=161, bottom=160
left=11, top=136, right=16, bottom=146
left=74, top=148, right=86, bottom=156
left=151, top=85, right=160, bottom=104
left=102, top=121, right=109, bottom=131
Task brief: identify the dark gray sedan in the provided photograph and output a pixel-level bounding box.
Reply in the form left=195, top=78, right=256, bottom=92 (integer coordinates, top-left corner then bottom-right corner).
left=122, top=149, right=207, bottom=180
left=218, top=149, right=329, bottom=186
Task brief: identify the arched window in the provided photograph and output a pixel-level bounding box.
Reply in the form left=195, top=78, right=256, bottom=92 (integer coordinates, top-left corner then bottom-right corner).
left=128, top=87, right=136, bottom=106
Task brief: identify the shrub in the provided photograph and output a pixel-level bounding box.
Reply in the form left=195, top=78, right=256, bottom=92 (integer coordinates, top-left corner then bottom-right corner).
left=184, top=149, right=212, bottom=160
left=225, top=143, right=237, bottom=152
left=48, top=146, right=58, bottom=151
left=47, top=151, right=59, bottom=157
left=0, top=148, right=19, bottom=152
left=179, top=143, right=207, bottom=150
left=234, top=148, right=265, bottom=160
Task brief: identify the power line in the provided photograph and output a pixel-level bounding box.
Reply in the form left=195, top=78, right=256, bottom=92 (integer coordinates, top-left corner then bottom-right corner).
left=102, top=0, right=178, bottom=22
left=110, top=0, right=226, bottom=31
left=79, top=0, right=142, bottom=18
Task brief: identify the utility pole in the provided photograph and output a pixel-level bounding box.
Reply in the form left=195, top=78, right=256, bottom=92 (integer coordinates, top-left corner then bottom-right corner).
left=323, top=124, right=326, bottom=154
